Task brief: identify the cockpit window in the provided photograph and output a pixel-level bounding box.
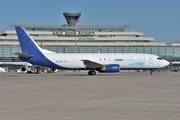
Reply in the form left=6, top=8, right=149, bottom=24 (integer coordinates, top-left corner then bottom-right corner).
left=157, top=57, right=162, bottom=60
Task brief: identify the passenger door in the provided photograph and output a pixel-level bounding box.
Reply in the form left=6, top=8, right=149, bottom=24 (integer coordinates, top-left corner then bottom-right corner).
left=149, top=56, right=153, bottom=64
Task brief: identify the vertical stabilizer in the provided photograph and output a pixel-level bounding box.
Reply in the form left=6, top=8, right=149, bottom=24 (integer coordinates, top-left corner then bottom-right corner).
left=15, top=26, right=42, bottom=56
left=15, top=26, right=59, bottom=68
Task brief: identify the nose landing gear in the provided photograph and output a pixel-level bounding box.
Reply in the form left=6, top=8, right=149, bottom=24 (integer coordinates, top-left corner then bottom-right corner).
left=150, top=68, right=160, bottom=75
left=150, top=70, right=154, bottom=75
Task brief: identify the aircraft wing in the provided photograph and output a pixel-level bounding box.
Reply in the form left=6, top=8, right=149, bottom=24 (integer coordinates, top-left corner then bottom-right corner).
left=14, top=52, right=33, bottom=58
left=82, top=60, right=103, bottom=69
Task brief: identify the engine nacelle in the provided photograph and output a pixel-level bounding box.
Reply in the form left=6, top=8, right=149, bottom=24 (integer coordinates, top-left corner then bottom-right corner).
left=20, top=66, right=33, bottom=73
left=99, top=64, right=120, bottom=73
left=21, top=66, right=27, bottom=71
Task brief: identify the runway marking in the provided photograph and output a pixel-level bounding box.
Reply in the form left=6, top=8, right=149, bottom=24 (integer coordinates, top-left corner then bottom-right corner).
left=118, top=83, right=137, bottom=86
left=80, top=82, right=102, bottom=85
left=158, top=86, right=180, bottom=89
left=0, top=107, right=180, bottom=114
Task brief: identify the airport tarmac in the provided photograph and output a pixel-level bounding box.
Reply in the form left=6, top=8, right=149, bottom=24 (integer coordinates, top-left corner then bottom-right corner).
left=0, top=71, right=180, bottom=120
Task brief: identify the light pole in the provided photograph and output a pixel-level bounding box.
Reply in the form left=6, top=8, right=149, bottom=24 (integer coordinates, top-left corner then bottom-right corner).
left=75, top=23, right=77, bottom=53
left=75, top=20, right=80, bottom=53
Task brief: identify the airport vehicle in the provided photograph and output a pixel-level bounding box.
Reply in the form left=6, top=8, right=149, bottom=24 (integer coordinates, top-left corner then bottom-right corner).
left=172, top=67, right=179, bottom=72
left=171, top=62, right=180, bottom=72
left=14, top=26, right=169, bottom=75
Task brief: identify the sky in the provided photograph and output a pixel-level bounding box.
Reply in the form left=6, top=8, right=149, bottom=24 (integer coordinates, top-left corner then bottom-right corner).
left=0, top=0, right=180, bottom=43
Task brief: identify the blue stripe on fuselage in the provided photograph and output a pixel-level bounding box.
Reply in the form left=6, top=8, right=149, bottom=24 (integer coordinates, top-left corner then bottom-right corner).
left=128, top=62, right=145, bottom=66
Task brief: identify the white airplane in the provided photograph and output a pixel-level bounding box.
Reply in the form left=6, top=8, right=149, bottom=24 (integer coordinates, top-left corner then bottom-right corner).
left=0, top=67, right=5, bottom=73
left=0, top=62, right=33, bottom=73
left=14, top=26, right=169, bottom=75
left=0, top=62, right=32, bottom=66
left=0, top=62, right=57, bottom=73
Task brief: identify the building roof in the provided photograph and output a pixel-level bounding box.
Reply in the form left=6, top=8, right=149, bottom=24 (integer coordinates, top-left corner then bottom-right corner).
left=9, top=23, right=131, bottom=30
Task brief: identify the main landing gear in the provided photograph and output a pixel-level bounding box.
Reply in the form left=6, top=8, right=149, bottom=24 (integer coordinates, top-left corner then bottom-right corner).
left=88, top=70, right=96, bottom=75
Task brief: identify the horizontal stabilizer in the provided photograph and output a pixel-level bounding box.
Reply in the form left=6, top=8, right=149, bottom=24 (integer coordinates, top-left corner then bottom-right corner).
left=14, top=52, right=33, bottom=58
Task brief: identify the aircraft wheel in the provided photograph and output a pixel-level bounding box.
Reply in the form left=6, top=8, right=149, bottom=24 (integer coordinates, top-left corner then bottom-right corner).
left=88, top=71, right=96, bottom=75
left=36, top=69, right=40, bottom=74
left=27, top=71, right=31, bottom=73
left=88, top=71, right=92, bottom=75
left=150, top=71, right=154, bottom=75
left=92, top=71, right=96, bottom=75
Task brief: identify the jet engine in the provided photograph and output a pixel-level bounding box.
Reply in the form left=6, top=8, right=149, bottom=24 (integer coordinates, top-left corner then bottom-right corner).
left=20, top=65, right=33, bottom=73
left=99, top=64, right=120, bottom=73
left=21, top=66, right=26, bottom=72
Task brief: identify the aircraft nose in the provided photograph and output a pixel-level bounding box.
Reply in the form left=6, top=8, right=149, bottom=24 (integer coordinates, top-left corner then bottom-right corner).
left=160, top=59, right=169, bottom=68
left=165, top=60, right=170, bottom=66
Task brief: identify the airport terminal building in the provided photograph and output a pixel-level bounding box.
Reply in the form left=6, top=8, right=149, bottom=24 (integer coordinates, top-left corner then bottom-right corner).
left=0, top=12, right=180, bottom=70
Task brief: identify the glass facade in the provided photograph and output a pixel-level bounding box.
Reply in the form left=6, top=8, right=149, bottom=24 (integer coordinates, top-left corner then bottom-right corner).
left=0, top=46, right=179, bottom=60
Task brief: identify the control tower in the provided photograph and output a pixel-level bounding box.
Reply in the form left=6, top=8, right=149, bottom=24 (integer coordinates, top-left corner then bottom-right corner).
left=63, top=12, right=81, bottom=26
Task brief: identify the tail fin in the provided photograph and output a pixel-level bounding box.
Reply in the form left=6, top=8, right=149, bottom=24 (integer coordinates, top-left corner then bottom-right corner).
left=15, top=26, right=59, bottom=68
left=15, top=26, right=42, bottom=56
